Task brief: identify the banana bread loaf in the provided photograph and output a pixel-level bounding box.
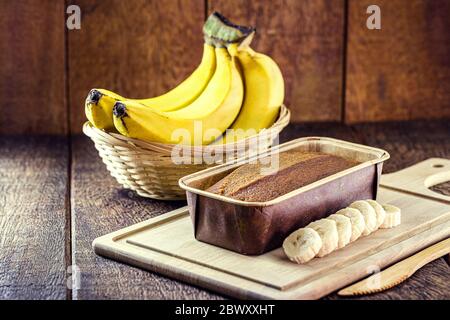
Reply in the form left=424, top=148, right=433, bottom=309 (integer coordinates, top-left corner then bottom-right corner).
left=206, top=151, right=358, bottom=202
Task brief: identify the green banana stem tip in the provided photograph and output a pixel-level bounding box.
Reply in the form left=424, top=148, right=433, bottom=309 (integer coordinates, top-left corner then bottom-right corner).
left=203, top=34, right=225, bottom=48
left=203, top=11, right=255, bottom=44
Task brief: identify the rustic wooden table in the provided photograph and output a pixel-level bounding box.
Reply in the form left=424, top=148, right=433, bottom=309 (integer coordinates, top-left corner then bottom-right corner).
left=1, top=121, right=449, bottom=300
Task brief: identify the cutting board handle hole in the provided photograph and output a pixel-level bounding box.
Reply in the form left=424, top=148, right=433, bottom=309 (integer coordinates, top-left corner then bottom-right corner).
left=428, top=181, right=450, bottom=198
left=433, top=164, right=444, bottom=168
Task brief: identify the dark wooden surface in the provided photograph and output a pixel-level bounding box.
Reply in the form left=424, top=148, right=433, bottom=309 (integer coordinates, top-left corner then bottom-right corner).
left=71, top=136, right=220, bottom=300
left=0, top=135, right=69, bottom=299
left=346, top=0, right=450, bottom=123
left=0, top=0, right=67, bottom=134
left=0, top=121, right=449, bottom=299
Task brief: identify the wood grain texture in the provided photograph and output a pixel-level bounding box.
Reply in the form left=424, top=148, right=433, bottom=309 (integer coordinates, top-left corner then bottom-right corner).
left=279, top=122, right=359, bottom=143
left=79, top=121, right=450, bottom=299
left=381, top=158, right=450, bottom=203
left=75, top=121, right=449, bottom=299
left=431, top=181, right=450, bottom=197
left=0, top=0, right=67, bottom=134
left=1, top=122, right=443, bottom=299
left=92, top=186, right=450, bottom=299
left=326, top=120, right=450, bottom=300
left=353, top=121, right=450, bottom=173
left=208, top=0, right=345, bottom=122
left=338, top=238, right=450, bottom=297
left=68, top=0, right=205, bottom=133
left=318, top=121, right=450, bottom=300
left=0, top=136, right=68, bottom=299
left=70, top=135, right=223, bottom=299
left=345, top=0, right=450, bottom=123
left=70, top=123, right=358, bottom=300
left=330, top=256, right=450, bottom=300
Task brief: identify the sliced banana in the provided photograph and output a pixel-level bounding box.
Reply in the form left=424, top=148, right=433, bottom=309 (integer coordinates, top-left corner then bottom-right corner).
left=366, top=199, right=386, bottom=229
left=327, top=214, right=352, bottom=249
left=283, top=228, right=322, bottom=264
left=380, top=204, right=402, bottom=228
left=336, top=208, right=365, bottom=242
left=307, top=219, right=339, bottom=258
left=350, top=200, right=378, bottom=236
left=283, top=202, right=402, bottom=264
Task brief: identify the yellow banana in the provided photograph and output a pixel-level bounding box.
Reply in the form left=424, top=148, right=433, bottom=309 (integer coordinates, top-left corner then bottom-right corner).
left=112, top=47, right=243, bottom=145
left=217, top=40, right=284, bottom=144
left=85, top=43, right=216, bottom=130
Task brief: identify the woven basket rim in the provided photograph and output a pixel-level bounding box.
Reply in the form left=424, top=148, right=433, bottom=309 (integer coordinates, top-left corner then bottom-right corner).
left=83, top=105, right=290, bottom=200
left=83, top=105, right=290, bottom=154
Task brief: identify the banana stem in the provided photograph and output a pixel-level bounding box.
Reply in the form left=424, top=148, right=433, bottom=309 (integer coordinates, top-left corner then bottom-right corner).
left=203, top=12, right=255, bottom=44
left=204, top=34, right=226, bottom=48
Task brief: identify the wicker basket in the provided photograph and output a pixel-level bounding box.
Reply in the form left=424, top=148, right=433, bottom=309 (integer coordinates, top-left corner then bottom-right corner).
left=83, top=105, right=290, bottom=200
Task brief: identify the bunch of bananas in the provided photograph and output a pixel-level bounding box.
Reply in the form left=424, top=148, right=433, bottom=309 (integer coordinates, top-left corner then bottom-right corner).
left=85, top=12, right=285, bottom=145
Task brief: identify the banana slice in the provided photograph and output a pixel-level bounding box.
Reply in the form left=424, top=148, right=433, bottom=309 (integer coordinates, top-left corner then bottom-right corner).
left=366, top=199, right=386, bottom=229
left=327, top=214, right=352, bottom=249
left=350, top=200, right=378, bottom=236
left=336, top=208, right=365, bottom=242
left=380, top=204, right=402, bottom=228
left=307, top=219, right=339, bottom=258
left=283, top=228, right=322, bottom=264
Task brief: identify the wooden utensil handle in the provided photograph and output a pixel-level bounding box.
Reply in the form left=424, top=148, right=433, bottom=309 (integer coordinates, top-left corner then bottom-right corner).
left=405, top=237, right=450, bottom=275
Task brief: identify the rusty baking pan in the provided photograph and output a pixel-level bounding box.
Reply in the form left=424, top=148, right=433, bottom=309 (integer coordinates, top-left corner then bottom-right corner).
left=179, top=137, right=390, bottom=255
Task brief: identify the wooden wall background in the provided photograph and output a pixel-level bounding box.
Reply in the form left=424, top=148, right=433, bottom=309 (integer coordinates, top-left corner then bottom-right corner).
left=0, top=0, right=449, bottom=134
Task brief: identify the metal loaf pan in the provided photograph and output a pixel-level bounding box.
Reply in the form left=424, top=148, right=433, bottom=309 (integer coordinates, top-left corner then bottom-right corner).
left=179, top=137, right=390, bottom=255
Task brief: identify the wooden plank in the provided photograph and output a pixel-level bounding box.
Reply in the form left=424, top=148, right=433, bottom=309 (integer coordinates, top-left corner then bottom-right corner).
left=280, top=122, right=360, bottom=144
left=92, top=185, right=450, bottom=299
left=71, top=135, right=224, bottom=299
left=381, top=158, right=450, bottom=203
left=208, top=0, right=345, bottom=122
left=336, top=238, right=450, bottom=297
left=68, top=0, right=205, bottom=133
left=325, top=228, right=450, bottom=300
left=353, top=121, right=450, bottom=173
left=0, top=136, right=68, bottom=299
left=0, top=0, right=67, bottom=134
left=345, top=0, right=450, bottom=123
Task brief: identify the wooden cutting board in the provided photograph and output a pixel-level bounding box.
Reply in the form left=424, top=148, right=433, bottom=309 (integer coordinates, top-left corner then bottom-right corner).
left=93, top=158, right=450, bottom=299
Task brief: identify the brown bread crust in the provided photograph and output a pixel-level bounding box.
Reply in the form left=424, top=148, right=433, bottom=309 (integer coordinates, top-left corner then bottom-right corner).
left=206, top=151, right=358, bottom=202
